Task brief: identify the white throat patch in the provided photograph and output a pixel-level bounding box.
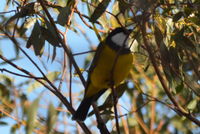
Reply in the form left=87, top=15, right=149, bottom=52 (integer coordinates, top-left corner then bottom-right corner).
left=111, top=32, right=131, bottom=48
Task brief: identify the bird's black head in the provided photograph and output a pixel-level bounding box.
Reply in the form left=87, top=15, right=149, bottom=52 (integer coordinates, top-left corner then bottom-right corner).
left=106, top=27, right=132, bottom=53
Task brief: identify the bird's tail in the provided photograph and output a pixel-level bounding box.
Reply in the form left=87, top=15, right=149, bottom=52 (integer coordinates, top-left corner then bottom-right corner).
left=72, top=97, right=93, bottom=121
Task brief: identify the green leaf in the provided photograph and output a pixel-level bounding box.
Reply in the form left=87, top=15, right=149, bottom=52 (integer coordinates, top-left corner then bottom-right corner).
left=154, top=25, right=164, bottom=46
left=57, top=4, right=71, bottom=26
left=33, top=34, right=45, bottom=56
left=26, top=20, right=40, bottom=48
left=40, top=26, right=60, bottom=47
left=46, top=71, right=60, bottom=81
left=52, top=46, right=57, bottom=62
left=0, top=121, right=8, bottom=126
left=26, top=96, right=40, bottom=134
left=19, top=18, right=37, bottom=36
left=27, top=71, right=60, bottom=92
left=175, top=82, right=184, bottom=93
left=117, top=0, right=131, bottom=13
left=187, top=99, right=197, bottom=111
left=110, top=1, right=125, bottom=27
left=173, top=12, right=183, bottom=22
left=184, top=7, right=192, bottom=17
left=154, top=15, right=166, bottom=34
left=11, top=123, right=21, bottom=134
left=27, top=81, right=42, bottom=93
left=46, top=103, right=57, bottom=134
left=83, top=53, right=93, bottom=69
left=0, top=83, right=10, bottom=100
left=0, top=57, right=22, bottom=66
left=189, top=16, right=200, bottom=26
left=45, top=21, right=59, bottom=44
left=0, top=74, right=13, bottom=86
left=127, top=117, right=138, bottom=127
left=90, top=0, right=110, bottom=23
left=26, top=21, right=45, bottom=56
left=173, top=30, right=196, bottom=51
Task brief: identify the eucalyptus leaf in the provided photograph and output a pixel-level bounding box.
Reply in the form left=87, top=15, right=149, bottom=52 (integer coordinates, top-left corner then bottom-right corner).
left=27, top=71, right=60, bottom=92
left=26, top=97, right=40, bottom=134
left=173, top=12, right=183, bottom=22
left=187, top=99, right=197, bottom=111
left=90, top=0, right=110, bottom=23
left=40, top=26, right=60, bottom=47
left=57, top=4, right=71, bottom=26
left=47, top=103, right=57, bottom=134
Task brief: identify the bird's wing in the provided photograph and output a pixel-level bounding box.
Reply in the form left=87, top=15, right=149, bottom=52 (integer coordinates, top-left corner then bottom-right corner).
left=84, top=42, right=105, bottom=95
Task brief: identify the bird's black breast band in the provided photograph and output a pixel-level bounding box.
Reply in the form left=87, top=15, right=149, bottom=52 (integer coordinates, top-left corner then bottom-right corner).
left=106, top=38, right=131, bottom=54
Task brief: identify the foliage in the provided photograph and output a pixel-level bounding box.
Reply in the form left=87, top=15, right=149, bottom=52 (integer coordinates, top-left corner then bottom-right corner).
left=0, top=0, right=199, bottom=133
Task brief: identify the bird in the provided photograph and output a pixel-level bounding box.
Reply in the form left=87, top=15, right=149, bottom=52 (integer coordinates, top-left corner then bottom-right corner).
left=72, top=27, right=133, bottom=121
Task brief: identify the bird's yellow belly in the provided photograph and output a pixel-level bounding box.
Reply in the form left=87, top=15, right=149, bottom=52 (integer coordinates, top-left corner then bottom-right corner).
left=90, top=45, right=133, bottom=94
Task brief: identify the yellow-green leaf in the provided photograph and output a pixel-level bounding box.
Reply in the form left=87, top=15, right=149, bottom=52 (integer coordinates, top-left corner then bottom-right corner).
left=47, top=103, right=57, bottom=134
left=26, top=97, right=40, bottom=134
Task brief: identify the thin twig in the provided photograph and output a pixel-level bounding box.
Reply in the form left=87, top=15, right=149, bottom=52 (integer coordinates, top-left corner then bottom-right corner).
left=0, top=27, right=50, bottom=84
left=111, top=86, right=120, bottom=134
left=75, top=8, right=106, bottom=33
left=0, top=53, right=91, bottom=134
left=72, top=50, right=96, bottom=56
left=37, top=1, right=92, bottom=133
left=69, top=60, right=72, bottom=105
left=58, top=52, right=67, bottom=91
left=132, top=95, right=150, bottom=134
left=119, top=108, right=129, bottom=134
left=0, top=10, right=16, bottom=14
left=92, top=102, right=110, bottom=134
left=0, top=68, right=43, bottom=79
left=38, top=0, right=86, bottom=86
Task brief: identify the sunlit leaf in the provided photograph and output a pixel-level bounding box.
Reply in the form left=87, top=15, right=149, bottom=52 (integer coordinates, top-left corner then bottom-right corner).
left=11, top=123, right=21, bottom=134
left=27, top=81, right=42, bottom=93
left=26, top=96, right=40, bottom=134
left=127, top=117, right=138, bottom=127
left=110, top=1, right=125, bottom=27
left=155, top=15, right=166, bottom=34
left=46, top=103, right=57, bottom=134
left=19, top=18, right=37, bottom=36
left=0, top=83, right=10, bottom=100
left=27, top=71, right=60, bottom=92
left=0, top=74, right=13, bottom=86
left=46, top=71, right=60, bottom=81
left=187, top=99, right=197, bottom=111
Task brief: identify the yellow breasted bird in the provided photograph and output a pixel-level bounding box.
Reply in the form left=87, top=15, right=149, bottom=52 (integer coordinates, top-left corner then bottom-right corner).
left=72, top=27, right=133, bottom=121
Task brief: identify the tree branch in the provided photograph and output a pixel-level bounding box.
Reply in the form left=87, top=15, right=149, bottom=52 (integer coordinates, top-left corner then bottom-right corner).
left=140, top=15, right=200, bottom=126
